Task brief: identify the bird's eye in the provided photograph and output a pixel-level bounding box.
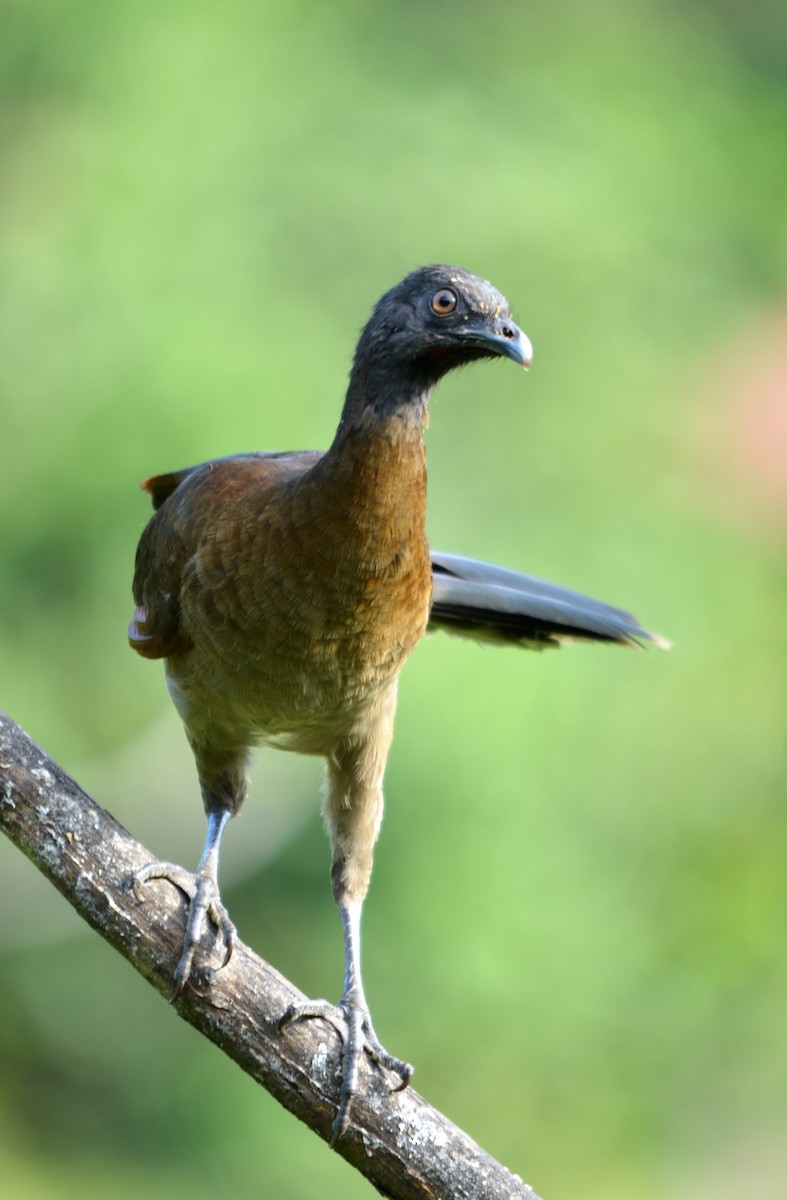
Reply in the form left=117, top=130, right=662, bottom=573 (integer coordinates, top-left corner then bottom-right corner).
left=430, top=288, right=458, bottom=316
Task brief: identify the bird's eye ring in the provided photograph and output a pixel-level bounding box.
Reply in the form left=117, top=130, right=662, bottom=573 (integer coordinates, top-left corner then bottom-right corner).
left=430, top=288, right=458, bottom=316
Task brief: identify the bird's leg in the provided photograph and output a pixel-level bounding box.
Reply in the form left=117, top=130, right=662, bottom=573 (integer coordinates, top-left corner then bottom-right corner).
left=134, top=806, right=237, bottom=998
left=282, top=896, right=413, bottom=1143
left=335, top=898, right=413, bottom=1130
left=281, top=707, right=411, bottom=1140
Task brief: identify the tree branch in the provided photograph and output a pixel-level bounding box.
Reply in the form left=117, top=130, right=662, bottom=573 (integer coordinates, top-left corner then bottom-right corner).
left=0, top=709, right=541, bottom=1200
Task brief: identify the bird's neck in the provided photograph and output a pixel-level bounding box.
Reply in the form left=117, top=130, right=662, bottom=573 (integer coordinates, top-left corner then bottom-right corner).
left=337, top=356, right=433, bottom=434
left=307, top=368, right=431, bottom=568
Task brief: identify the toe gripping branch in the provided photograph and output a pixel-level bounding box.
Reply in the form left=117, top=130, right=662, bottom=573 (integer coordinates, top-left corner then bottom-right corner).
left=280, top=996, right=413, bottom=1143
left=133, top=860, right=237, bottom=1000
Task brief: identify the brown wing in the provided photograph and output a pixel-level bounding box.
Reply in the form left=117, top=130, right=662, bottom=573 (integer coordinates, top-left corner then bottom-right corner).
left=128, top=451, right=324, bottom=660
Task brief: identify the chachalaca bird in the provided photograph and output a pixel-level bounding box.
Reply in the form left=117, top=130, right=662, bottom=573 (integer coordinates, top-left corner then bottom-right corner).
left=129, top=265, right=664, bottom=1138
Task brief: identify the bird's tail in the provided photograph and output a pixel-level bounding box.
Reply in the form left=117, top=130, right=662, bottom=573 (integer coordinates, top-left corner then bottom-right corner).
left=428, top=551, right=669, bottom=650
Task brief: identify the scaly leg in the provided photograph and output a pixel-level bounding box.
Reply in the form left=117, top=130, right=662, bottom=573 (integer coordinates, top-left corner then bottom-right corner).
left=134, top=807, right=236, bottom=998
left=283, top=898, right=412, bottom=1142
left=282, top=696, right=411, bottom=1140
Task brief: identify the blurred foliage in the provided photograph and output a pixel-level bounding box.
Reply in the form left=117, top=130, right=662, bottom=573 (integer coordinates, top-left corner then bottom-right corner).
left=1, top=1, right=785, bottom=1198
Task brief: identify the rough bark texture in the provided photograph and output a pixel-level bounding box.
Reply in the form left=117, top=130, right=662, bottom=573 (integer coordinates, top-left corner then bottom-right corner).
left=0, top=709, right=541, bottom=1200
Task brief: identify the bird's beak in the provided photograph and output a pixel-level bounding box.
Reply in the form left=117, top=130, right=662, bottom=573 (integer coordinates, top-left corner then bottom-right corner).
left=487, top=319, right=533, bottom=369
left=458, top=319, right=533, bottom=370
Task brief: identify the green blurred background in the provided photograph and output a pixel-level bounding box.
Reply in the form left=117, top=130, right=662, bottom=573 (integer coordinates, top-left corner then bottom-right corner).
left=1, top=2, right=785, bottom=1197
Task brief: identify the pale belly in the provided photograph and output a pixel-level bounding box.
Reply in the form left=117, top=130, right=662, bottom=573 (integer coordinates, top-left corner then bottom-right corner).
left=164, top=627, right=409, bottom=757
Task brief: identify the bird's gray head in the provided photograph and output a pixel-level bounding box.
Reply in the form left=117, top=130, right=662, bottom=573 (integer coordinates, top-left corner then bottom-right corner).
left=359, top=264, right=531, bottom=374
left=345, top=266, right=532, bottom=424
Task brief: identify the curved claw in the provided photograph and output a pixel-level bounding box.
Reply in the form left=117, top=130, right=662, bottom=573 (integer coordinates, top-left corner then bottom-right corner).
left=134, top=859, right=195, bottom=904
left=133, top=861, right=236, bottom=998
left=280, top=997, right=412, bottom=1141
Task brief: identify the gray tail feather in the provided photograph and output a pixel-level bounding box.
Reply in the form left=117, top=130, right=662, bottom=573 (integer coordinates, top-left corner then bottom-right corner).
left=429, top=551, right=668, bottom=650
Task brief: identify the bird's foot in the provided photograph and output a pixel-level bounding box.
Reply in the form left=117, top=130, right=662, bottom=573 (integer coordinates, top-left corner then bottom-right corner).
left=280, top=995, right=413, bottom=1142
left=133, top=861, right=237, bottom=999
